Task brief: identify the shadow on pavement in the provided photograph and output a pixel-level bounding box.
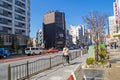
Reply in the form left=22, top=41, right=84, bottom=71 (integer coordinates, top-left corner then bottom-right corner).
left=70, top=62, right=82, bottom=65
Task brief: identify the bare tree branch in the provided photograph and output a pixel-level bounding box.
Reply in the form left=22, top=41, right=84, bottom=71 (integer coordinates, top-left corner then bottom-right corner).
left=82, top=11, right=108, bottom=43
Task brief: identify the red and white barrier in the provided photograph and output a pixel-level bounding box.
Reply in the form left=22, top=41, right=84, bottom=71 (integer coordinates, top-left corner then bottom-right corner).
left=69, top=72, right=76, bottom=80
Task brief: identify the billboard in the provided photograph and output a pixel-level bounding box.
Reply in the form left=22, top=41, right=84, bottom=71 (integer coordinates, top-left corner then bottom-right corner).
left=114, top=2, right=119, bottom=25
left=116, top=0, right=120, bottom=18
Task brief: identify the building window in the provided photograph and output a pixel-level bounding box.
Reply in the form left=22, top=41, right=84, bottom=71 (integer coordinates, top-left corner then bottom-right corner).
left=6, top=0, right=12, bottom=3
left=3, top=35, right=12, bottom=43
left=0, top=26, right=3, bottom=30
left=0, top=1, right=3, bottom=5
left=15, top=21, right=25, bottom=28
left=15, top=0, right=25, bottom=8
left=0, top=9, right=3, bottom=14
left=15, top=7, right=25, bottom=15
left=15, top=14, right=25, bottom=21
left=21, top=0, right=25, bottom=2
left=0, top=18, right=3, bottom=22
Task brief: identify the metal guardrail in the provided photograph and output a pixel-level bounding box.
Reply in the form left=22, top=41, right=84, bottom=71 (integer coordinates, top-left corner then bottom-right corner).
left=8, top=49, right=87, bottom=80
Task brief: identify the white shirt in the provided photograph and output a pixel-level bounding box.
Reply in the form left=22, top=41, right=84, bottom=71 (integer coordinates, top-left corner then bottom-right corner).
left=63, top=47, right=69, bottom=55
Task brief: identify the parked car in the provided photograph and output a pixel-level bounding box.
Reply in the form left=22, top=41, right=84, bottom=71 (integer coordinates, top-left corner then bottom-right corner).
left=25, top=47, right=43, bottom=56
left=0, top=48, right=11, bottom=58
left=44, top=48, right=58, bottom=53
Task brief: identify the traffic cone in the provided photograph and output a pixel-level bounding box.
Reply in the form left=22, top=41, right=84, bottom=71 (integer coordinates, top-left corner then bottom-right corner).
left=69, top=73, right=73, bottom=80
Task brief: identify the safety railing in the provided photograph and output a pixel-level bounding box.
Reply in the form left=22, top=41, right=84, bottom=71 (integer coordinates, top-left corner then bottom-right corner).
left=8, top=49, right=87, bottom=80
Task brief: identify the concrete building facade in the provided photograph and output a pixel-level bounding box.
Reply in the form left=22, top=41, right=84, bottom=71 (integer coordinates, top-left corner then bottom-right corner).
left=43, top=11, right=66, bottom=49
left=0, top=0, right=30, bottom=52
left=109, top=16, right=116, bottom=38
left=69, top=25, right=85, bottom=47
left=36, top=29, right=43, bottom=48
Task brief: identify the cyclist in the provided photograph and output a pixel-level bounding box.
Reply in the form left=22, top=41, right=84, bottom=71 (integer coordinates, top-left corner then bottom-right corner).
left=63, top=46, right=70, bottom=64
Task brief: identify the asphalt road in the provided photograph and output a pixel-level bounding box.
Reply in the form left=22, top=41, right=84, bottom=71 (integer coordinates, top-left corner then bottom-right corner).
left=0, top=49, right=81, bottom=80
left=0, top=52, right=62, bottom=80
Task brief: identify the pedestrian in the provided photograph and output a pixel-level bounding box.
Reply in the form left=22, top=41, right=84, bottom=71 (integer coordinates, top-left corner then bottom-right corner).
left=63, top=46, right=70, bottom=64
left=106, top=61, right=111, bottom=68
left=114, top=42, right=117, bottom=49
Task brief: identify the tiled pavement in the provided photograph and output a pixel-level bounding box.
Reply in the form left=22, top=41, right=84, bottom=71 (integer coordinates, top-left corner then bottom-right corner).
left=28, top=47, right=120, bottom=80
left=105, top=48, right=120, bottom=80
left=30, top=54, right=88, bottom=80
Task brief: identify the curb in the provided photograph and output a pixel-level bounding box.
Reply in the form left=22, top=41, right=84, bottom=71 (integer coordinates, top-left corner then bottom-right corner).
left=68, top=63, right=82, bottom=80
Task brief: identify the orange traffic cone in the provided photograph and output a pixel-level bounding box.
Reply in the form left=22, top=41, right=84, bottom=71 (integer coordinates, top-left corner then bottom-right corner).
left=69, top=73, right=73, bottom=80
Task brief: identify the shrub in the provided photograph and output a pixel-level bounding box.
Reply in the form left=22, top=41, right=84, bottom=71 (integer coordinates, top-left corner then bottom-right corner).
left=98, top=59, right=107, bottom=65
left=98, top=48, right=107, bottom=60
left=86, top=57, right=95, bottom=65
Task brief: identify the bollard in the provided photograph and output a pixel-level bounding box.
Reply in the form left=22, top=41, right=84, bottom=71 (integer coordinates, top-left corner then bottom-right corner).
left=8, top=64, right=11, bottom=80
left=49, top=57, right=52, bottom=68
left=26, top=61, right=29, bottom=79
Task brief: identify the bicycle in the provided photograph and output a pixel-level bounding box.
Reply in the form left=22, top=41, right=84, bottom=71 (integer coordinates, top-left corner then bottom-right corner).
left=62, top=55, right=70, bottom=66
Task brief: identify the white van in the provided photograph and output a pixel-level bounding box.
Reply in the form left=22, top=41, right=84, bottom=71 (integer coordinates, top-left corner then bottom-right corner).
left=25, top=47, right=43, bottom=56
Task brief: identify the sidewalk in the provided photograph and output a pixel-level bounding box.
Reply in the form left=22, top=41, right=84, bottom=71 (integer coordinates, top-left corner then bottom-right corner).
left=30, top=54, right=88, bottom=80
left=105, top=47, right=120, bottom=80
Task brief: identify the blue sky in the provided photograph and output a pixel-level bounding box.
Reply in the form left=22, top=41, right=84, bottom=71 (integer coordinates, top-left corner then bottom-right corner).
left=30, top=0, right=115, bottom=38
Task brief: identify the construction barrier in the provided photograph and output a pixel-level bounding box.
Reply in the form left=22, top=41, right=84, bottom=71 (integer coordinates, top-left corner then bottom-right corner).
left=69, top=72, right=76, bottom=80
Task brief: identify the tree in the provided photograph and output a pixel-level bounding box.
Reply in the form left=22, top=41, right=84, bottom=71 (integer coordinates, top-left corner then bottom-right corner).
left=27, top=39, right=33, bottom=47
left=0, top=36, right=4, bottom=48
left=82, top=11, right=108, bottom=61
left=11, top=36, right=18, bottom=53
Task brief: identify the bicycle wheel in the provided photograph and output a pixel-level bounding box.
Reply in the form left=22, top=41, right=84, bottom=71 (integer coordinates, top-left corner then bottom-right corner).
left=62, top=56, right=66, bottom=66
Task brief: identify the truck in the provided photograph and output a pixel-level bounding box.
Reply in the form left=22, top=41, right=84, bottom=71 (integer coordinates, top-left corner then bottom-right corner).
left=0, top=48, right=11, bottom=58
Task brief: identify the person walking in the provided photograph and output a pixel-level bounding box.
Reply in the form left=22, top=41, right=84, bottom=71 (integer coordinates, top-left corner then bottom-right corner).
left=63, top=46, right=70, bottom=64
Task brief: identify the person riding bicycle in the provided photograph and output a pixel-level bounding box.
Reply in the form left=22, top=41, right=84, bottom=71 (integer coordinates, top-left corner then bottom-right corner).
left=63, top=46, right=70, bottom=64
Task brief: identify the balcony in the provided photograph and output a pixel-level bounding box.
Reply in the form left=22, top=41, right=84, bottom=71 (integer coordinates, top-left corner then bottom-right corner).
left=4, top=42, right=12, bottom=45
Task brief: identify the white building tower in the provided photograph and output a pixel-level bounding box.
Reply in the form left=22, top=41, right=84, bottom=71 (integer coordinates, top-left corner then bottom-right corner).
left=36, top=29, right=43, bottom=48
left=0, top=0, right=30, bottom=53
left=69, top=25, right=85, bottom=46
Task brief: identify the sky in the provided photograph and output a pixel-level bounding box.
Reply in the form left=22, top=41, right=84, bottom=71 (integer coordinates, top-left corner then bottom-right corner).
left=30, top=0, right=115, bottom=38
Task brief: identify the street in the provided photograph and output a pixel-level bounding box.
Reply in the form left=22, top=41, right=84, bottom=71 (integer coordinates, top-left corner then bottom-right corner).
left=0, top=51, right=62, bottom=80
left=0, top=49, right=82, bottom=80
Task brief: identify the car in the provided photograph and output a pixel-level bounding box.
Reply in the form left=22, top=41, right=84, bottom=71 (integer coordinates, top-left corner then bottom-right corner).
left=0, top=48, right=11, bottom=58
left=25, top=47, right=43, bottom=56
left=44, top=48, right=58, bottom=53
left=69, top=47, right=74, bottom=50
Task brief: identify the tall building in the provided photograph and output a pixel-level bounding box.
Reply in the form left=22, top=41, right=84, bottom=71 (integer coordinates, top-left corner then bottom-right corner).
left=43, top=11, right=66, bottom=49
left=109, top=16, right=116, bottom=38
left=0, top=0, right=30, bottom=52
left=31, top=38, right=36, bottom=47
left=113, top=0, right=120, bottom=32
left=69, top=25, right=85, bottom=47
left=66, top=29, right=72, bottom=47
left=36, top=29, right=43, bottom=48
left=84, top=29, right=91, bottom=46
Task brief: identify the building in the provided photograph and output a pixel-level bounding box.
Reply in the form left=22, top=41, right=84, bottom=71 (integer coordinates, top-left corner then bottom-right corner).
left=36, top=29, right=43, bottom=48
left=69, top=25, right=85, bottom=47
left=66, top=29, right=72, bottom=47
left=84, top=29, right=91, bottom=46
left=109, top=16, right=116, bottom=38
left=31, top=38, right=36, bottom=47
left=0, top=0, right=30, bottom=53
left=112, top=0, right=120, bottom=34
left=43, top=11, right=66, bottom=49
